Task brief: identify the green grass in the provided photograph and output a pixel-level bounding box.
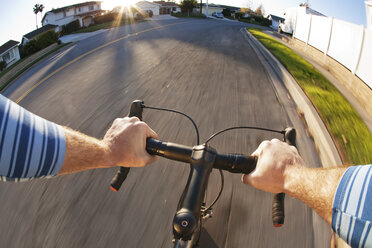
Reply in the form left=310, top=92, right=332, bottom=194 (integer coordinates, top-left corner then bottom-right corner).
left=248, top=27, right=372, bottom=165
left=0, top=42, right=71, bottom=92
left=72, top=19, right=146, bottom=34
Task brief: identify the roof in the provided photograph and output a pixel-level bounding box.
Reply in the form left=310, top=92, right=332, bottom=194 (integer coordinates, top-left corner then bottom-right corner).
left=268, top=14, right=284, bottom=22
left=23, top=24, right=58, bottom=40
left=153, top=1, right=179, bottom=7
left=0, top=40, right=19, bottom=55
left=48, top=1, right=102, bottom=14
left=136, top=1, right=161, bottom=7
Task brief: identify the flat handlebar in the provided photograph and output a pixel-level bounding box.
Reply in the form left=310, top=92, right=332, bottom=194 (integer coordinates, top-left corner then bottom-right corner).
left=146, top=138, right=257, bottom=174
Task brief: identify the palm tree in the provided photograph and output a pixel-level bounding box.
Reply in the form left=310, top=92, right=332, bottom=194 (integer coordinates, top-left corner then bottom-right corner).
left=39, top=4, right=45, bottom=26
left=33, top=4, right=40, bottom=29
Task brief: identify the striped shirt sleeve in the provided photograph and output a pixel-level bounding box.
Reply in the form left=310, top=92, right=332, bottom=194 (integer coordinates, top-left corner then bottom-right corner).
left=332, top=165, right=372, bottom=248
left=0, top=94, right=65, bottom=181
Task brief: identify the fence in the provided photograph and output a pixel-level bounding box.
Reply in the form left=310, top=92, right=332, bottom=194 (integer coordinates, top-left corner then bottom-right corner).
left=293, top=14, right=372, bottom=89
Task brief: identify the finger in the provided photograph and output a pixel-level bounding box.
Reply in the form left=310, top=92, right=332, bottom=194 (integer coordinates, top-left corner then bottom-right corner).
left=271, top=138, right=281, bottom=143
left=252, top=140, right=270, bottom=157
left=129, top=116, right=140, bottom=122
left=146, top=126, right=159, bottom=139
left=241, top=173, right=254, bottom=186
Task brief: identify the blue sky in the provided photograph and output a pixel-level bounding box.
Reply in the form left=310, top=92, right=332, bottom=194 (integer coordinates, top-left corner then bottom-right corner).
left=0, top=0, right=368, bottom=46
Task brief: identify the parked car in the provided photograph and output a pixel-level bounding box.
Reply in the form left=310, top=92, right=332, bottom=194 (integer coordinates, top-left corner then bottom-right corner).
left=212, top=12, right=224, bottom=18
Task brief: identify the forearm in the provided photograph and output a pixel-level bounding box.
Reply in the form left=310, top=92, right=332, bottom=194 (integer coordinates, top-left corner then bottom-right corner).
left=284, top=166, right=347, bottom=225
left=58, top=127, right=111, bottom=175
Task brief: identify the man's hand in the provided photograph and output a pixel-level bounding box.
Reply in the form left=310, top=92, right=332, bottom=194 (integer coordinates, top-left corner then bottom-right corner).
left=59, top=117, right=158, bottom=175
left=103, top=117, right=158, bottom=167
left=242, top=139, right=305, bottom=194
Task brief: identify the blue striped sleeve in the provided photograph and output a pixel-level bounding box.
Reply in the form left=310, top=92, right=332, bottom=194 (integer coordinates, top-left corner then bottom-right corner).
left=332, top=165, right=372, bottom=247
left=0, top=94, right=65, bottom=181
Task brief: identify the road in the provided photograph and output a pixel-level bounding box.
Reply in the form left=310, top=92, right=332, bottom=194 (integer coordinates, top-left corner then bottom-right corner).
left=2, top=19, right=330, bottom=247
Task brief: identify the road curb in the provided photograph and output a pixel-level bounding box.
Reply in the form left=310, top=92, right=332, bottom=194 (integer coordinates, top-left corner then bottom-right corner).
left=242, top=28, right=342, bottom=168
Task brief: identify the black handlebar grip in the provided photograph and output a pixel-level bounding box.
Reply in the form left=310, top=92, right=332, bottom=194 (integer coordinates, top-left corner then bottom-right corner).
left=110, top=100, right=144, bottom=192
left=272, top=127, right=296, bottom=227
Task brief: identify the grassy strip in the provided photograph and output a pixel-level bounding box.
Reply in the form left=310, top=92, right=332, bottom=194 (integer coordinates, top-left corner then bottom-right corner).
left=72, top=19, right=146, bottom=34
left=248, top=28, right=372, bottom=165
left=0, top=42, right=71, bottom=92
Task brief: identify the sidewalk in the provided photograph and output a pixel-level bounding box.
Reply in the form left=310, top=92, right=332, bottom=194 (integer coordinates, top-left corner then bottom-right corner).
left=59, top=29, right=108, bottom=43
left=263, top=30, right=372, bottom=133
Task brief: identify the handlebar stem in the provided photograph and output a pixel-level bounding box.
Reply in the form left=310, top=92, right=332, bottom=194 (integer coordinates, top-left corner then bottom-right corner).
left=173, top=144, right=216, bottom=240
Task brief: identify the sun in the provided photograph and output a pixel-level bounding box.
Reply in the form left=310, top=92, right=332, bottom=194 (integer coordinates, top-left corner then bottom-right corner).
left=102, top=0, right=137, bottom=11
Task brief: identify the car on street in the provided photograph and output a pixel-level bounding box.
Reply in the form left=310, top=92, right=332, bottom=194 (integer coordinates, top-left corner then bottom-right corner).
left=212, top=12, right=224, bottom=18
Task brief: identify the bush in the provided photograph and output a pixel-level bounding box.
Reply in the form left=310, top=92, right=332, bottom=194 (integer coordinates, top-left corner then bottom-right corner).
left=94, top=13, right=118, bottom=24
left=134, top=12, right=144, bottom=20
left=0, top=61, right=7, bottom=71
left=21, top=30, right=59, bottom=57
left=235, top=12, right=243, bottom=19
left=253, top=15, right=271, bottom=26
left=222, top=8, right=231, bottom=17
left=60, top=20, right=80, bottom=36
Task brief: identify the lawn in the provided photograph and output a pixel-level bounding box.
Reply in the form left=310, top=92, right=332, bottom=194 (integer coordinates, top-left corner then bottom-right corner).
left=0, top=42, right=71, bottom=92
left=248, top=28, right=372, bottom=165
left=72, top=19, right=145, bottom=34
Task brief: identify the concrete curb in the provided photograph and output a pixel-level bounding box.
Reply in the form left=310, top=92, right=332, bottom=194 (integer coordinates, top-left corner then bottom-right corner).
left=242, top=28, right=342, bottom=168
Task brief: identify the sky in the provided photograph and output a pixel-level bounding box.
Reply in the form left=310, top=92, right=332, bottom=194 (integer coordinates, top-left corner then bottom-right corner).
left=0, top=0, right=368, bottom=46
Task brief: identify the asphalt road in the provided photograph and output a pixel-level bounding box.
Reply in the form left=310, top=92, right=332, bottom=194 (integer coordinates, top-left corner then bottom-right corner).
left=2, top=19, right=330, bottom=247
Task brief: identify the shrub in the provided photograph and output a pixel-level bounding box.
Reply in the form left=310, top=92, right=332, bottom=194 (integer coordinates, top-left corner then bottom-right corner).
left=134, top=12, right=144, bottom=20
left=0, top=61, right=7, bottom=71
left=235, top=12, right=243, bottom=19
left=60, top=20, right=80, bottom=36
left=94, top=13, right=118, bottom=24
left=222, top=8, right=231, bottom=17
left=21, top=30, right=59, bottom=57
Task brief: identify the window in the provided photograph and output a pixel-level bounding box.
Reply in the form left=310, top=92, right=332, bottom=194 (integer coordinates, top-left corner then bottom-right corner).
left=78, top=7, right=81, bottom=12
left=63, top=11, right=66, bottom=17
left=2, top=53, right=10, bottom=62
left=89, top=5, right=94, bottom=11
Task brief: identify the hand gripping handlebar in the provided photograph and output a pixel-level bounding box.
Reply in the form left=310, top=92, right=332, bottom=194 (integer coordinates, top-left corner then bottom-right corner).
left=110, top=100, right=144, bottom=192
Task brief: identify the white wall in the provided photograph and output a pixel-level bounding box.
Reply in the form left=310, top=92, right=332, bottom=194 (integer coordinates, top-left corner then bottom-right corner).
left=294, top=14, right=372, bottom=89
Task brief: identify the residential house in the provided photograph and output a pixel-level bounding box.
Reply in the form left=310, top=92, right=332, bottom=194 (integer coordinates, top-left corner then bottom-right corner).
left=135, top=1, right=161, bottom=16
left=113, top=1, right=161, bottom=17
left=267, top=14, right=285, bottom=30
left=21, top=24, right=58, bottom=46
left=154, top=1, right=181, bottom=14
left=0, top=40, right=21, bottom=68
left=41, top=1, right=104, bottom=30
left=193, top=3, right=224, bottom=16
left=366, top=1, right=372, bottom=28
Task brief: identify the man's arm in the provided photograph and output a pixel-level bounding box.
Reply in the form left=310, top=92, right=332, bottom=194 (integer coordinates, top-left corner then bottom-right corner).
left=59, top=117, right=158, bottom=175
left=0, top=94, right=157, bottom=180
left=241, top=139, right=346, bottom=225
left=242, top=139, right=372, bottom=247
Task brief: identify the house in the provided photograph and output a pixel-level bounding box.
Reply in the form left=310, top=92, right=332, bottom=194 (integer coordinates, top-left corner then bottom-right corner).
left=0, top=40, right=21, bottom=68
left=41, top=1, right=104, bottom=30
left=135, top=1, right=161, bottom=16
left=21, top=24, right=58, bottom=46
left=279, top=6, right=325, bottom=34
left=267, top=14, right=285, bottom=30
left=366, top=1, right=372, bottom=28
left=154, top=1, right=181, bottom=14
left=193, top=3, right=224, bottom=16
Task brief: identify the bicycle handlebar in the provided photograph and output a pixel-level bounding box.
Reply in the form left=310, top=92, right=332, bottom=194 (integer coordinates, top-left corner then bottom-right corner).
left=146, top=138, right=257, bottom=174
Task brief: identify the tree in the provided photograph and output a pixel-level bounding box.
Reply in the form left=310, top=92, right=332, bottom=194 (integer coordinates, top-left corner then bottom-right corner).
left=255, top=4, right=265, bottom=16
left=180, top=0, right=197, bottom=16
left=33, top=4, right=40, bottom=29
left=222, top=8, right=231, bottom=17
left=39, top=4, right=45, bottom=26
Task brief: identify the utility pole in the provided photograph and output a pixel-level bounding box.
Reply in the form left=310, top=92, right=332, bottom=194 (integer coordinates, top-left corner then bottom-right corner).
left=206, top=0, right=209, bottom=17
left=200, top=0, right=202, bottom=14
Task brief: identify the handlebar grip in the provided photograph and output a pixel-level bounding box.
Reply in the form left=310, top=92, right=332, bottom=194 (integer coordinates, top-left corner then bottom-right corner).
left=272, top=193, right=285, bottom=227
left=272, top=127, right=296, bottom=227
left=110, top=100, right=144, bottom=192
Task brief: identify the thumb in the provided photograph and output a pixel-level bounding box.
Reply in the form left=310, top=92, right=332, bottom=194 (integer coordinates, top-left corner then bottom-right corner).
left=241, top=173, right=254, bottom=186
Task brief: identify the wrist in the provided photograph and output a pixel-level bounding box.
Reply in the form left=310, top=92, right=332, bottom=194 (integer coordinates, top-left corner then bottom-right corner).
left=283, top=166, right=307, bottom=196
